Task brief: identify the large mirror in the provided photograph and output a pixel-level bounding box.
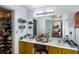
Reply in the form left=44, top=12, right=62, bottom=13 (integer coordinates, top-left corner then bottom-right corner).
left=33, top=14, right=69, bottom=39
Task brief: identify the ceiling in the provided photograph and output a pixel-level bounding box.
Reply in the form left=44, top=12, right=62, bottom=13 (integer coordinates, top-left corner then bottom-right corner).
left=21, top=5, right=45, bottom=10
left=22, top=5, right=79, bottom=11
left=21, top=5, right=79, bottom=15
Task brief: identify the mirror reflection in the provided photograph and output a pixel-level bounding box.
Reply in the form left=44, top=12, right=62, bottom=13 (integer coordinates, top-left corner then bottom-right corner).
left=33, top=14, right=67, bottom=39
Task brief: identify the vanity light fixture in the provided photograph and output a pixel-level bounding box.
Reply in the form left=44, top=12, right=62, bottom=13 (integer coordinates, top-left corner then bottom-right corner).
left=34, top=9, right=54, bottom=17
left=36, top=10, right=54, bottom=15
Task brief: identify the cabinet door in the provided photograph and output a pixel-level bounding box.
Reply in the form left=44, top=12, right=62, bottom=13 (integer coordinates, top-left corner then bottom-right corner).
left=48, top=46, right=78, bottom=54
left=26, top=42, right=33, bottom=54
left=19, top=41, right=27, bottom=54
left=48, top=46, right=63, bottom=54
left=62, top=49, right=78, bottom=54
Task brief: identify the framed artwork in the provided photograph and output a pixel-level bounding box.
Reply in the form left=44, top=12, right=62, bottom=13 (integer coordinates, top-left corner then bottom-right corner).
left=52, top=20, right=62, bottom=38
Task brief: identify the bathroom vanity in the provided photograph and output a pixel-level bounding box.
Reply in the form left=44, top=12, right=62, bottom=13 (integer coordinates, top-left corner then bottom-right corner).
left=19, top=39, right=79, bottom=54
left=19, top=13, right=78, bottom=54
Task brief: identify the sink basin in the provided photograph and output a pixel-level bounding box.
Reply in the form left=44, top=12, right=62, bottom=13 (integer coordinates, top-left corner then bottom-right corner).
left=49, top=38, right=69, bottom=46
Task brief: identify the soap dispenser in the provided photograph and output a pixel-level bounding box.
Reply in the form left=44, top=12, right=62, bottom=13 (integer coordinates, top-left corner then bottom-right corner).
left=63, top=35, right=70, bottom=42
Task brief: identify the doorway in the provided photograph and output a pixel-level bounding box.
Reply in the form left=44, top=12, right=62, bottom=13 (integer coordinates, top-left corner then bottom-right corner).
left=0, top=6, right=13, bottom=54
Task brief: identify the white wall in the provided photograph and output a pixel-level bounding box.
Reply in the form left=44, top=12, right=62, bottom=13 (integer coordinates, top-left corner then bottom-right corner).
left=2, top=5, right=27, bottom=54
left=27, top=6, right=70, bottom=37
left=76, top=29, right=79, bottom=45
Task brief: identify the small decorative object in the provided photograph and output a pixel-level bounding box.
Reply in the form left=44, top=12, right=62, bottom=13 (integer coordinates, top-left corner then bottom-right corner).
left=30, top=34, right=33, bottom=39
left=23, top=34, right=28, bottom=38
left=20, top=36, right=23, bottom=40
left=69, top=31, right=72, bottom=40
left=27, top=34, right=30, bottom=39
left=35, top=34, right=48, bottom=42
left=70, top=32, right=72, bottom=35
left=18, top=18, right=22, bottom=22
left=18, top=18, right=27, bottom=23
left=28, top=34, right=30, bottom=37
left=19, top=25, right=25, bottom=33
left=19, top=25, right=25, bottom=29
left=28, top=26, right=32, bottom=29
left=28, top=21, right=33, bottom=24
left=27, top=34, right=33, bottom=39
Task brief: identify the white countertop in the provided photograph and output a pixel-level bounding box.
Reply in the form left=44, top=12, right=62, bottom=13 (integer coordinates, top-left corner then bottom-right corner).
left=20, top=38, right=78, bottom=51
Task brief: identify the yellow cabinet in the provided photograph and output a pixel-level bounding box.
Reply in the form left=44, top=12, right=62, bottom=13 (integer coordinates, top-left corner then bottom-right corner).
left=19, top=41, right=33, bottom=54
left=19, top=41, right=78, bottom=54
left=48, top=46, right=63, bottom=54
left=62, top=49, right=78, bottom=54
left=19, top=41, right=27, bottom=54
left=26, top=42, right=33, bottom=54
left=48, top=46, right=78, bottom=54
